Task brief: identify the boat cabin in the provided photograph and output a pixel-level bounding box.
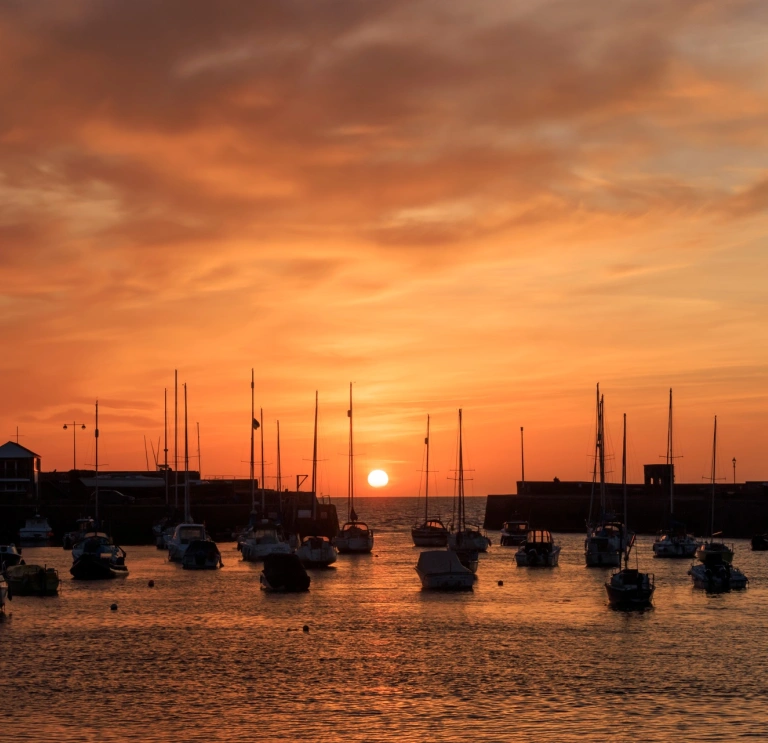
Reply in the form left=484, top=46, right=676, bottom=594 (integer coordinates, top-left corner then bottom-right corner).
left=173, top=524, right=207, bottom=544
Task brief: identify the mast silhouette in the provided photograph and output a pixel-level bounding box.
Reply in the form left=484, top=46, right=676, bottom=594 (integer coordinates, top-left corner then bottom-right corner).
left=174, top=370, right=178, bottom=509
left=312, top=391, right=318, bottom=521
left=95, top=400, right=100, bottom=525
left=250, top=369, right=255, bottom=512
left=424, top=415, right=430, bottom=523
left=348, top=383, right=355, bottom=522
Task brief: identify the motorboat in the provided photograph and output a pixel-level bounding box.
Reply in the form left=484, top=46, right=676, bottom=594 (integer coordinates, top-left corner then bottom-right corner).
left=695, top=540, right=734, bottom=564
left=652, top=526, right=701, bottom=559
left=260, top=553, right=310, bottom=592
left=19, top=514, right=54, bottom=545
left=182, top=540, right=223, bottom=570
left=412, top=520, right=449, bottom=547
left=500, top=520, right=529, bottom=547
left=4, top=564, right=60, bottom=596
left=411, top=415, right=449, bottom=547
left=448, top=527, right=490, bottom=553
left=0, top=544, right=24, bottom=569
left=71, top=531, right=114, bottom=560
left=689, top=558, right=748, bottom=591
left=515, top=530, right=561, bottom=567
left=751, top=534, right=768, bottom=551
left=415, top=550, right=474, bottom=590
left=296, top=535, right=337, bottom=568
left=167, top=523, right=209, bottom=562
left=63, top=518, right=96, bottom=550
left=335, top=384, right=374, bottom=554
left=335, top=520, right=374, bottom=554
left=241, top=522, right=293, bottom=562
left=605, top=567, right=655, bottom=608
left=70, top=542, right=128, bottom=580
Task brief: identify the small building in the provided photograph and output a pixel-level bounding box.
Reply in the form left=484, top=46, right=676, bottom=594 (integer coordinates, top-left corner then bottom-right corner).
left=0, top=441, right=41, bottom=499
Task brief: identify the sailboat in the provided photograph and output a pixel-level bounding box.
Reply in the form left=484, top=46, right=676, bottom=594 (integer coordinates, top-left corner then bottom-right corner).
left=584, top=384, right=632, bottom=568
left=70, top=401, right=129, bottom=580
left=411, top=415, right=449, bottom=547
left=167, top=383, right=211, bottom=563
left=605, top=414, right=655, bottom=608
left=241, top=374, right=291, bottom=561
left=297, top=392, right=338, bottom=567
left=447, top=409, right=487, bottom=571
left=689, top=417, right=747, bottom=590
left=652, top=389, right=701, bottom=558
left=334, top=383, right=374, bottom=554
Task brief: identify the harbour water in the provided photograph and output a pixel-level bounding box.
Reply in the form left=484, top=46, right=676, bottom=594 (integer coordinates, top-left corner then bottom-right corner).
left=2, top=496, right=768, bottom=742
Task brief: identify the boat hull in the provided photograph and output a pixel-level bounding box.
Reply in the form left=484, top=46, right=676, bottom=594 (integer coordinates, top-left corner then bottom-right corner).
left=605, top=584, right=655, bottom=608
left=70, top=555, right=128, bottom=581
left=653, top=537, right=699, bottom=558
left=751, top=534, right=768, bottom=551
left=689, top=562, right=747, bottom=591
left=335, top=534, right=374, bottom=554
left=5, top=565, right=60, bottom=596
left=515, top=545, right=561, bottom=567
left=260, top=554, right=310, bottom=592
left=448, top=531, right=490, bottom=553
left=297, top=542, right=338, bottom=568
left=411, top=528, right=448, bottom=548
left=695, top=544, right=733, bottom=564
left=241, top=542, right=292, bottom=561
left=415, top=568, right=473, bottom=590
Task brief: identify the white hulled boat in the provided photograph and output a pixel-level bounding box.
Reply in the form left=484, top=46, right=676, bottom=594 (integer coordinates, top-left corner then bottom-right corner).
left=415, top=550, right=473, bottom=590
left=335, top=384, right=374, bottom=554
left=167, top=523, right=209, bottom=562
left=411, top=415, right=449, bottom=547
left=241, top=521, right=292, bottom=561
left=515, top=530, right=561, bottom=567
left=447, top=409, right=482, bottom=573
left=585, top=385, right=632, bottom=567
left=689, top=416, right=746, bottom=591
left=500, top=519, right=529, bottom=547
left=19, top=515, right=54, bottom=545
left=652, top=390, right=701, bottom=559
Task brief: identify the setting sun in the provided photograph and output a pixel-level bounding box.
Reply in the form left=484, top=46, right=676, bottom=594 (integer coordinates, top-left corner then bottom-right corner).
left=367, top=470, right=389, bottom=488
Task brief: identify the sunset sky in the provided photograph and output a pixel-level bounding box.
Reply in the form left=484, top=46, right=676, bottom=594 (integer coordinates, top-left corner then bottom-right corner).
left=1, top=0, right=767, bottom=496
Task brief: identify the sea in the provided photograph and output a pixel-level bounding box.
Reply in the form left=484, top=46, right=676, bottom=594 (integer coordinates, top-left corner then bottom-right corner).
left=2, top=495, right=767, bottom=742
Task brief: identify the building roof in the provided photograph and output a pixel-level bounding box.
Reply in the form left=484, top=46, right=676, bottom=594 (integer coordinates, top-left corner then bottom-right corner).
left=0, top=441, right=41, bottom=459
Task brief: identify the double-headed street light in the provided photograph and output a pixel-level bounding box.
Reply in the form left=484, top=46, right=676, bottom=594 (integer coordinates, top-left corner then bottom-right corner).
left=63, top=422, right=86, bottom=471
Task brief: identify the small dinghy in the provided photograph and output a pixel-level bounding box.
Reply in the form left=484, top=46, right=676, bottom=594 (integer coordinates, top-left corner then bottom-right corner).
left=0, top=544, right=24, bottom=569
left=260, top=553, right=310, bottom=592
left=605, top=567, right=655, bottom=609
left=4, top=564, right=60, bottom=596
left=415, top=550, right=474, bottom=591
left=296, top=535, right=337, bottom=568
left=70, top=541, right=128, bottom=581
left=182, top=540, right=223, bottom=570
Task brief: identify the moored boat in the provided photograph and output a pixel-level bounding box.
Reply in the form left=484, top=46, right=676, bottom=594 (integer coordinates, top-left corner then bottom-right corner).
left=500, top=520, right=529, bottom=547
left=63, top=518, right=96, bottom=550
left=260, top=552, right=310, bottom=592
left=70, top=548, right=128, bottom=580
left=4, top=564, right=60, bottom=596
left=751, top=534, right=768, bottom=551
left=182, top=540, right=223, bottom=570
left=19, top=514, right=54, bottom=545
left=415, top=550, right=473, bottom=590
left=297, top=535, right=337, bottom=568
left=515, top=530, right=561, bottom=567
left=241, top=521, right=293, bottom=561
left=167, top=523, right=209, bottom=562
left=0, top=544, right=24, bottom=569
left=411, top=416, right=449, bottom=547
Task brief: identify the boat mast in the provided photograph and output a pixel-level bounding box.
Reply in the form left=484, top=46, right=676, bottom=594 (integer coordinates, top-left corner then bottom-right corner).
left=622, top=412, right=627, bottom=565
left=348, top=383, right=354, bottom=522
left=276, top=420, right=282, bottom=494
left=587, top=383, right=599, bottom=529
left=424, top=415, right=430, bottom=523
left=598, top=393, right=606, bottom=520
left=458, top=408, right=465, bottom=532
left=164, top=388, right=168, bottom=506
left=183, top=382, right=190, bottom=522
left=667, top=388, right=674, bottom=515
left=95, top=400, right=99, bottom=525
left=710, top=415, right=717, bottom=538
left=312, top=391, right=318, bottom=521
left=174, top=369, right=178, bottom=510
left=260, top=406, right=265, bottom=514
left=250, top=369, right=255, bottom=512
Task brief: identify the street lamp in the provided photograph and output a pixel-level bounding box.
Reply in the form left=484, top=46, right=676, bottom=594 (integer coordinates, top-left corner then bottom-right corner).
left=63, top=422, right=86, bottom=471
left=732, top=457, right=736, bottom=485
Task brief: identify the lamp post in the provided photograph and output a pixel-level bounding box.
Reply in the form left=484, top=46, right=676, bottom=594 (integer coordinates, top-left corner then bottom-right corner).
left=63, top=422, right=86, bottom=471
left=732, top=457, right=736, bottom=485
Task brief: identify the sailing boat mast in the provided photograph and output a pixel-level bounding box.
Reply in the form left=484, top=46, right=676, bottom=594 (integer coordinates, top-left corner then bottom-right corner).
left=95, top=400, right=100, bottom=525
left=276, top=420, right=282, bottom=494
left=311, top=391, right=318, bottom=520
left=250, top=369, right=255, bottom=512
left=587, top=383, right=599, bottom=528
left=348, top=383, right=354, bottom=522
left=174, top=369, right=178, bottom=509
left=260, top=406, right=265, bottom=513
left=424, top=415, right=430, bottom=524
left=458, top=408, right=464, bottom=532
left=622, top=412, right=627, bottom=565
left=184, top=382, right=190, bottom=522
left=710, top=415, right=717, bottom=538
left=164, top=388, right=168, bottom=506
left=667, top=388, right=674, bottom=515
left=598, top=393, right=606, bottom=520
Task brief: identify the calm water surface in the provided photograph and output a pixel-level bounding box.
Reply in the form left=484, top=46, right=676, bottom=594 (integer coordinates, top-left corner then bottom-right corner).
left=3, top=496, right=767, bottom=742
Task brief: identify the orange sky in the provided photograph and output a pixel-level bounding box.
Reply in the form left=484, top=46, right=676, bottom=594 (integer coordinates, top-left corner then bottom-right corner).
left=1, top=1, right=767, bottom=495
